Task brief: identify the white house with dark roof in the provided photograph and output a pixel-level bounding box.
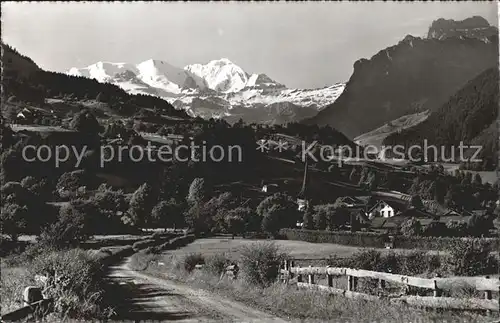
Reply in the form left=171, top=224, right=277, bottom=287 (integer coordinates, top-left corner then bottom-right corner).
left=367, top=200, right=399, bottom=218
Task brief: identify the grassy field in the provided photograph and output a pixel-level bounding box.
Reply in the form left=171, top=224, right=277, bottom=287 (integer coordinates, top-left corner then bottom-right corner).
left=158, top=237, right=444, bottom=265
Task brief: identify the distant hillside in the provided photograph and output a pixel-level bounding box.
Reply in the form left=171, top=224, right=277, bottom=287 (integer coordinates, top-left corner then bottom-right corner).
left=354, top=110, right=430, bottom=149
left=1, top=43, right=189, bottom=119
left=383, top=67, right=498, bottom=169
left=305, top=16, right=498, bottom=138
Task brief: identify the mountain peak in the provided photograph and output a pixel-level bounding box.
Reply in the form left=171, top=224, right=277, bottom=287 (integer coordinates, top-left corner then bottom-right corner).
left=427, top=15, right=498, bottom=42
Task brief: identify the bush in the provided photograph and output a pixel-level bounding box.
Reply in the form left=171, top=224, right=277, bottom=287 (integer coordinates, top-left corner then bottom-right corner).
left=279, top=228, right=500, bottom=251
left=37, top=204, right=91, bottom=250
left=30, top=249, right=112, bottom=319
left=443, top=239, right=498, bottom=276
left=400, top=217, right=422, bottom=237
left=184, top=253, right=205, bottom=272
left=239, top=242, right=288, bottom=287
left=204, top=253, right=231, bottom=276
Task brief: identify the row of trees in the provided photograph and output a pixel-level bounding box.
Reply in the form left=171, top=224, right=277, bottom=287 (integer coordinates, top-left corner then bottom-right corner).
left=400, top=213, right=495, bottom=238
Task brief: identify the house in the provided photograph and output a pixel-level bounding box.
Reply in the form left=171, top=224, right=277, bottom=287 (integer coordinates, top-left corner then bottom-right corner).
left=261, top=183, right=279, bottom=193
left=367, top=200, right=402, bottom=218
left=297, top=198, right=309, bottom=212
left=16, top=108, right=37, bottom=124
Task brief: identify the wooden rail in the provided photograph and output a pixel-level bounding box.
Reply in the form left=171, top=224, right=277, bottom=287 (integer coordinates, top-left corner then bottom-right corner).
left=278, top=260, right=500, bottom=312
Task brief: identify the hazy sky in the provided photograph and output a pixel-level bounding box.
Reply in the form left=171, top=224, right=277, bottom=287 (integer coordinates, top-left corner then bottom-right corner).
left=2, top=2, right=498, bottom=88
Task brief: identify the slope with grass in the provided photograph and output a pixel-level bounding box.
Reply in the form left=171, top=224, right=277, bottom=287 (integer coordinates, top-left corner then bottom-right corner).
left=354, top=110, right=430, bottom=149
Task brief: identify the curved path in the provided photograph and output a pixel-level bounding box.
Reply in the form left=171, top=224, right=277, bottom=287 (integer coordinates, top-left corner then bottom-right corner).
left=106, top=257, right=289, bottom=322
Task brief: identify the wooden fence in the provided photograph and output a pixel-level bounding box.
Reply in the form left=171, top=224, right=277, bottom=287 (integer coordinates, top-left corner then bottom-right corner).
left=279, top=260, right=500, bottom=312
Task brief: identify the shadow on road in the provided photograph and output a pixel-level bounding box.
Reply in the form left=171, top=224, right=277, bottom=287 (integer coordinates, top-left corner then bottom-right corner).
left=104, top=268, right=197, bottom=321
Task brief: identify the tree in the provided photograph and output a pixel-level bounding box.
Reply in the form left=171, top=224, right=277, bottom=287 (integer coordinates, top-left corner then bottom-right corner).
left=467, top=213, right=494, bottom=237
left=349, top=167, right=359, bottom=183
left=151, top=199, right=184, bottom=229
left=227, top=207, right=256, bottom=233
left=302, top=205, right=314, bottom=230
left=400, top=217, right=422, bottom=236
left=127, top=183, right=157, bottom=227
left=446, top=220, right=467, bottom=237
left=225, top=214, right=245, bottom=239
left=313, top=208, right=328, bottom=230
left=473, top=173, right=482, bottom=186
left=96, top=92, right=104, bottom=103
left=358, top=167, right=369, bottom=186
left=185, top=192, right=234, bottom=233
left=367, top=171, right=379, bottom=191
left=408, top=194, right=424, bottom=210
left=257, top=193, right=299, bottom=235
left=69, top=109, right=101, bottom=134
left=56, top=169, right=102, bottom=192
left=37, top=203, right=90, bottom=249
left=0, top=203, right=28, bottom=241
left=187, top=178, right=206, bottom=205
left=92, top=188, right=128, bottom=214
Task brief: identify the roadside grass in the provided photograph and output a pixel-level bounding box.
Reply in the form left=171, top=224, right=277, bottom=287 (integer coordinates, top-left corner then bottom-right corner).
left=0, top=265, right=34, bottom=315
left=134, top=252, right=494, bottom=323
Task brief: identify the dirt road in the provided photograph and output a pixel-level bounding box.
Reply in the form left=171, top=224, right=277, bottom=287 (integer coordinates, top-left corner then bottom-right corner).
left=106, top=257, right=289, bottom=322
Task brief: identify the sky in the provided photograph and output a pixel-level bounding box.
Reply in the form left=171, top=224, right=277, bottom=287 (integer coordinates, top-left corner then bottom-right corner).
left=2, top=2, right=498, bottom=88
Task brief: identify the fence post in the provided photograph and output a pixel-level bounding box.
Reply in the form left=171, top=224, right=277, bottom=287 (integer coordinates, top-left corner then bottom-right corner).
left=352, top=277, right=358, bottom=291
left=289, top=260, right=294, bottom=280
left=378, top=279, right=385, bottom=290
left=347, top=275, right=353, bottom=291
left=484, top=276, right=492, bottom=300
left=326, top=266, right=333, bottom=287
left=308, top=265, right=315, bottom=285
left=283, top=260, right=289, bottom=283
left=432, top=280, right=441, bottom=297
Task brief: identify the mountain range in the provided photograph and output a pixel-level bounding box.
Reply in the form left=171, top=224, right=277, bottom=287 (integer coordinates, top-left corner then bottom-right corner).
left=68, top=58, right=345, bottom=124
left=305, top=16, right=498, bottom=138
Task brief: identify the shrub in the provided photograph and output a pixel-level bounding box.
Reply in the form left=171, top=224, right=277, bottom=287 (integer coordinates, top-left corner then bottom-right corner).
left=257, top=193, right=299, bottom=235
left=187, top=178, right=206, bottom=204
left=279, top=228, right=500, bottom=252
left=446, top=220, right=468, bottom=237
left=30, top=249, right=112, bottom=319
left=400, top=217, right=422, bottom=237
left=443, top=239, right=498, bottom=276
left=37, top=204, right=91, bottom=250
left=204, top=253, right=232, bottom=276
left=184, top=253, right=205, bottom=272
left=239, top=242, right=288, bottom=287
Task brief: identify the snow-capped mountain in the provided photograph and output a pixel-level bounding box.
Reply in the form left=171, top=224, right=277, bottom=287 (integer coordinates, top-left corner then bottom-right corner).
left=68, top=58, right=345, bottom=124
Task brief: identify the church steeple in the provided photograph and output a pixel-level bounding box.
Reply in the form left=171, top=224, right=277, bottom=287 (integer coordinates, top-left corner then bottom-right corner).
left=298, top=157, right=308, bottom=199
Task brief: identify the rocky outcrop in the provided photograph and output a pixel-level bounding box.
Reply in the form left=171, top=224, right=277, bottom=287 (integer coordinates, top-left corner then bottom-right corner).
left=427, top=16, right=498, bottom=42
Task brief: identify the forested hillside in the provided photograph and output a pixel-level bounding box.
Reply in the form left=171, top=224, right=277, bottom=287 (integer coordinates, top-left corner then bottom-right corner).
left=384, top=67, right=498, bottom=169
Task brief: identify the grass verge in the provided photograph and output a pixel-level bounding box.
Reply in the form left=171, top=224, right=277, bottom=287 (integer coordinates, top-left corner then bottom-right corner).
left=132, top=246, right=496, bottom=323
